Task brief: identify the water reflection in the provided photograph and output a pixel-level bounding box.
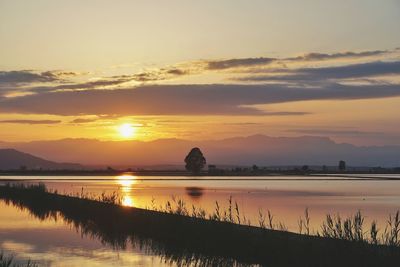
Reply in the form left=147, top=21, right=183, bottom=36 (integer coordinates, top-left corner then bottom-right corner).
left=116, top=175, right=136, bottom=207
left=122, top=195, right=134, bottom=207
left=0, top=224, right=166, bottom=267
left=185, top=187, right=204, bottom=198
left=116, top=175, right=137, bottom=190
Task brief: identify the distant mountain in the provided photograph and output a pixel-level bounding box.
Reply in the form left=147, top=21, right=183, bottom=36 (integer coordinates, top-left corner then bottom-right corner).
left=0, top=148, right=83, bottom=170
left=0, top=135, right=399, bottom=167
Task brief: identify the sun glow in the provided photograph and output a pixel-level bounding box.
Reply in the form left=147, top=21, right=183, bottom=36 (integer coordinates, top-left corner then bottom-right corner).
left=118, top=123, right=137, bottom=139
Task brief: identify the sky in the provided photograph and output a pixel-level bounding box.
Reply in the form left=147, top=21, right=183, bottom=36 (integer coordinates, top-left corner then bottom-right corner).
left=0, top=0, right=400, bottom=145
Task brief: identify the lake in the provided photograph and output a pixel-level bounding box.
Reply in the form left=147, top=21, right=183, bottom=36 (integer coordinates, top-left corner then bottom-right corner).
left=1, top=175, right=399, bottom=266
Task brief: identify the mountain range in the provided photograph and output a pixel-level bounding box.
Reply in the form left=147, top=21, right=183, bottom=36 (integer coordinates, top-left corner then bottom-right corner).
left=0, top=135, right=399, bottom=168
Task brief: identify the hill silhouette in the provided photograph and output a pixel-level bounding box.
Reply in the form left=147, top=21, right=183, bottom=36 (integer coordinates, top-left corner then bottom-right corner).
left=0, top=148, right=83, bottom=170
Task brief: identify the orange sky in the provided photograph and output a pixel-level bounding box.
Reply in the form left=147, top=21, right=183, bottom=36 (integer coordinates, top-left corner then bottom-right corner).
left=0, top=0, right=399, bottom=146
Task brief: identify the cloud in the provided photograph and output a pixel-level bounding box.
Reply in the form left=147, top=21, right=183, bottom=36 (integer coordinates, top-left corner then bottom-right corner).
left=1, top=48, right=398, bottom=106
left=0, top=70, right=85, bottom=98
left=129, top=67, right=189, bottom=82
left=2, top=49, right=396, bottom=98
left=119, top=49, right=393, bottom=82
left=42, top=70, right=81, bottom=78
left=0, top=119, right=61, bottom=125
left=204, top=49, right=390, bottom=70
left=0, top=71, right=61, bottom=84
left=289, top=50, right=387, bottom=61
left=0, top=70, right=82, bottom=85
left=222, top=122, right=262, bottom=125
left=0, top=83, right=399, bottom=116
left=69, top=118, right=98, bottom=124
left=24, top=67, right=192, bottom=94
left=206, top=57, right=276, bottom=70
left=58, top=49, right=389, bottom=89
left=235, top=61, right=400, bottom=82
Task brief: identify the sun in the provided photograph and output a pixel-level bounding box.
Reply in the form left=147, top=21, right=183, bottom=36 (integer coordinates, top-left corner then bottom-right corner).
left=118, top=123, right=136, bottom=138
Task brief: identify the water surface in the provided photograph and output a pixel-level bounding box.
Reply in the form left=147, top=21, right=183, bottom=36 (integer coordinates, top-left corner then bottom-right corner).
left=1, top=175, right=399, bottom=266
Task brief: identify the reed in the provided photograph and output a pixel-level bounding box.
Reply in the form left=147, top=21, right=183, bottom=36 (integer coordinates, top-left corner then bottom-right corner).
left=298, top=207, right=310, bottom=235
left=0, top=251, right=37, bottom=267
left=382, top=211, right=400, bottom=246
left=319, top=210, right=400, bottom=247
left=258, top=209, right=266, bottom=229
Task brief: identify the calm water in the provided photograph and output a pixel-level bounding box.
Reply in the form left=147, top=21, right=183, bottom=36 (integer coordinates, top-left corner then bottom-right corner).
left=1, top=175, right=399, bottom=266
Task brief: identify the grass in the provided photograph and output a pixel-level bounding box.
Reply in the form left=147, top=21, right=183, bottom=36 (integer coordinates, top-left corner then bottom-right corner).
left=0, top=252, right=37, bottom=267
left=137, top=192, right=400, bottom=247
left=1, top=183, right=400, bottom=266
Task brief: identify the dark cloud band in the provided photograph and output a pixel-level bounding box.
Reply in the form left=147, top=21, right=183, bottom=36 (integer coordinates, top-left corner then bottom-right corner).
left=0, top=119, right=61, bottom=124
left=235, top=61, right=400, bottom=82
left=0, top=83, right=399, bottom=116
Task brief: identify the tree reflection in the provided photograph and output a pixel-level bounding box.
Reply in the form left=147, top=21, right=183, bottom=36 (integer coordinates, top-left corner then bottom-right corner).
left=185, top=187, right=204, bottom=198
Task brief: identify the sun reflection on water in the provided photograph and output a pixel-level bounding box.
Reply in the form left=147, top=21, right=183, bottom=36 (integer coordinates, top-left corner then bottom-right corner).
left=117, top=175, right=137, bottom=189
left=116, top=175, right=137, bottom=207
left=122, top=196, right=134, bottom=207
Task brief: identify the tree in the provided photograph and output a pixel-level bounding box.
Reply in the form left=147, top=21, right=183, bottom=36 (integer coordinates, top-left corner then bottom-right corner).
left=184, top=147, right=206, bottom=174
left=252, top=164, right=259, bottom=172
left=322, top=165, right=327, bottom=172
left=339, top=160, right=346, bottom=171
left=302, top=165, right=309, bottom=172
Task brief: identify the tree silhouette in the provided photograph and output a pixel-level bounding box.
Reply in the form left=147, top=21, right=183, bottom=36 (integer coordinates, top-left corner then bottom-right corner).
left=338, top=160, right=346, bottom=171
left=302, top=165, right=309, bottom=172
left=252, top=165, right=259, bottom=172
left=185, top=147, right=206, bottom=174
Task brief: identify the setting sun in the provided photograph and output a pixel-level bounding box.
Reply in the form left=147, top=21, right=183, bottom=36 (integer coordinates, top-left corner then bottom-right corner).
left=118, top=123, right=136, bottom=139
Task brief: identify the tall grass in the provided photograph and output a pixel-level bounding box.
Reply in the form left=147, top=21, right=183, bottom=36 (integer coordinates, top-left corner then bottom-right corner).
left=140, top=193, right=400, bottom=247
left=0, top=251, right=37, bottom=267
left=319, top=210, right=400, bottom=246
left=382, top=211, right=400, bottom=246
left=298, top=208, right=310, bottom=235
left=0, top=252, right=13, bottom=267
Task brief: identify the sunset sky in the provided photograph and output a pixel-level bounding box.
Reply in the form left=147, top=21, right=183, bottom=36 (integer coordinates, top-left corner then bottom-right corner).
left=1, top=0, right=400, bottom=145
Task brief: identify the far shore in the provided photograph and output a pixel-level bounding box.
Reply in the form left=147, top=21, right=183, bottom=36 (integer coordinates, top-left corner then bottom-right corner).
left=0, top=169, right=400, bottom=180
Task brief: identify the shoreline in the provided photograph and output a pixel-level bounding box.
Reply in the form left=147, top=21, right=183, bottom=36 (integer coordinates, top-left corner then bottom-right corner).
left=0, top=170, right=400, bottom=179
left=1, top=173, right=400, bottom=182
